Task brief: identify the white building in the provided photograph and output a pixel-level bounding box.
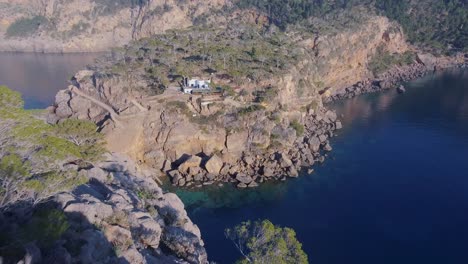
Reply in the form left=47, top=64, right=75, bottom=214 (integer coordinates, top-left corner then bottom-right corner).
left=183, top=78, right=211, bottom=94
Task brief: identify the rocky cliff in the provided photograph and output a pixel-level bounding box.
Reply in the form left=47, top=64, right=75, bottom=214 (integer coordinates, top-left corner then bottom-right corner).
left=0, top=0, right=227, bottom=52
left=1, top=152, right=208, bottom=264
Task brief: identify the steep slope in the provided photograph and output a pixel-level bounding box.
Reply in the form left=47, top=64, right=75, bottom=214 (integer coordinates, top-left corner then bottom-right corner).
left=0, top=0, right=227, bottom=52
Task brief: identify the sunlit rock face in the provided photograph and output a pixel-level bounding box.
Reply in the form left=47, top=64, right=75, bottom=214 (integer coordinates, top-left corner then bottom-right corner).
left=0, top=0, right=228, bottom=52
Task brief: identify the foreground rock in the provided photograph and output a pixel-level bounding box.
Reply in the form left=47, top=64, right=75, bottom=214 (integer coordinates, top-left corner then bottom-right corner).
left=3, top=153, right=208, bottom=264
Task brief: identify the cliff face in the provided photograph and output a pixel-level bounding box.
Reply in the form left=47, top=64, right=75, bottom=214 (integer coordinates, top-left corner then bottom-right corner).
left=0, top=0, right=227, bottom=52
left=262, top=15, right=409, bottom=106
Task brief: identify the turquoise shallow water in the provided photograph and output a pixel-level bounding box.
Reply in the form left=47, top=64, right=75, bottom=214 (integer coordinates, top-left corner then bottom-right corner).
left=172, top=69, right=468, bottom=264
left=3, top=53, right=468, bottom=263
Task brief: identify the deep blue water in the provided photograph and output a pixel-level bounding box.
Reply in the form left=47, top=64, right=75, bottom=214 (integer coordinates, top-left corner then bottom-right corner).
left=173, top=69, right=468, bottom=264
left=0, top=52, right=99, bottom=109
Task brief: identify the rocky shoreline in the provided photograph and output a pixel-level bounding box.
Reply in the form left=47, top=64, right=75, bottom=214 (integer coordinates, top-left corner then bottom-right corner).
left=325, top=56, right=468, bottom=102
left=167, top=108, right=342, bottom=189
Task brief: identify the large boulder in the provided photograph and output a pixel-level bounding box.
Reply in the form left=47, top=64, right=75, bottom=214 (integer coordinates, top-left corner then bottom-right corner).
left=178, top=156, right=202, bottom=173
left=236, top=173, right=253, bottom=184
left=279, top=153, right=293, bottom=168
left=204, top=155, right=223, bottom=174
left=161, top=227, right=208, bottom=264
left=308, top=136, right=321, bottom=152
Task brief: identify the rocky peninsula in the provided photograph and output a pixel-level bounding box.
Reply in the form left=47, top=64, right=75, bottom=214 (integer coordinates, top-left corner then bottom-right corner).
left=46, top=11, right=465, bottom=189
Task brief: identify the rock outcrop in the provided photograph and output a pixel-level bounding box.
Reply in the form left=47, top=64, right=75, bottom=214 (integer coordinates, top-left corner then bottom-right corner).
left=44, top=153, right=207, bottom=264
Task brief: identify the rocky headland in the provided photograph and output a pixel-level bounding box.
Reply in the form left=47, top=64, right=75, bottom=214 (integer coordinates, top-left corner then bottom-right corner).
left=45, top=10, right=466, bottom=189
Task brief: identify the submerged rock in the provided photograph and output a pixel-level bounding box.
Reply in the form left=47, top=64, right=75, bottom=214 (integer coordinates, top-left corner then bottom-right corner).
left=397, top=85, right=406, bottom=94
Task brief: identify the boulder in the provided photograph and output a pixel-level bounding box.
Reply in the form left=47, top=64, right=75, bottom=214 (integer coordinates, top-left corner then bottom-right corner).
left=248, top=181, right=259, bottom=188
left=87, top=167, right=108, bottom=183
left=204, top=155, right=223, bottom=174
left=54, top=90, right=73, bottom=118
left=135, top=218, right=162, bottom=249
left=262, top=162, right=276, bottom=177
left=397, top=85, right=406, bottom=94
left=168, top=170, right=182, bottom=185
left=161, top=227, right=208, bottom=264
left=325, top=110, right=337, bottom=122
left=243, top=155, right=255, bottom=165
left=237, top=183, right=248, bottom=188
left=308, top=136, right=321, bottom=152
left=318, top=134, right=328, bottom=143
left=335, top=121, right=343, bottom=130
left=279, top=153, right=293, bottom=168
left=188, top=166, right=202, bottom=176
left=323, top=143, right=333, bottom=152
left=194, top=174, right=204, bottom=182
left=178, top=156, right=202, bottom=173
left=206, top=173, right=216, bottom=181
left=235, top=173, right=253, bottom=184
left=64, top=199, right=113, bottom=225
left=287, top=167, right=299, bottom=178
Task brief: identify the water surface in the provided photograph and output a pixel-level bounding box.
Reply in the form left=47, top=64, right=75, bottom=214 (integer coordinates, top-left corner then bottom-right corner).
left=0, top=52, right=100, bottom=109
left=174, top=70, right=468, bottom=264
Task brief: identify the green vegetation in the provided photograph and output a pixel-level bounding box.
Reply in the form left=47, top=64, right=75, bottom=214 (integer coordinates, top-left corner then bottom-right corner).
left=236, top=0, right=466, bottom=53
left=225, top=219, right=308, bottom=264
left=368, top=47, right=417, bottom=75
left=99, top=24, right=301, bottom=96
left=0, top=208, right=69, bottom=259
left=94, top=0, right=149, bottom=16
left=6, top=16, right=48, bottom=38
left=20, top=209, right=70, bottom=247
left=376, top=0, right=467, bottom=53
left=290, top=120, right=305, bottom=137
left=0, top=86, right=104, bottom=210
left=235, top=0, right=362, bottom=29
left=237, top=105, right=266, bottom=116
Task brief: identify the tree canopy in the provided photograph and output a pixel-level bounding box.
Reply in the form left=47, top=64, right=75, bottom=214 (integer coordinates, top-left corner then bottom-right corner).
left=235, top=0, right=467, bottom=53
left=0, top=86, right=105, bottom=210
left=225, top=219, right=308, bottom=264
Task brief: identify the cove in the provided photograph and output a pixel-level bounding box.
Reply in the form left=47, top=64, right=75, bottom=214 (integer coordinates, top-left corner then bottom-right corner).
left=171, top=69, right=468, bottom=264
left=0, top=52, right=100, bottom=109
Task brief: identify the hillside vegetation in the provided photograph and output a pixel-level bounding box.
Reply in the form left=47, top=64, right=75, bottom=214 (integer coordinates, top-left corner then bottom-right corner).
left=235, top=0, right=467, bottom=53
left=0, top=86, right=105, bottom=210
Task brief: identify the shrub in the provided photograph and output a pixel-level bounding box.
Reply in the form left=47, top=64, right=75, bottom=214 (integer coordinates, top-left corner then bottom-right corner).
left=225, top=219, right=308, bottom=264
left=0, top=86, right=100, bottom=210
left=20, top=209, right=70, bottom=247
left=237, top=105, right=266, bottom=116
left=6, top=16, right=48, bottom=38
left=290, top=120, right=304, bottom=137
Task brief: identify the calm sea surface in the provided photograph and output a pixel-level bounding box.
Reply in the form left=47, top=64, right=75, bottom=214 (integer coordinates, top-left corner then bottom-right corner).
left=175, top=69, right=468, bottom=264
left=0, top=52, right=99, bottom=109
left=2, top=53, right=467, bottom=264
